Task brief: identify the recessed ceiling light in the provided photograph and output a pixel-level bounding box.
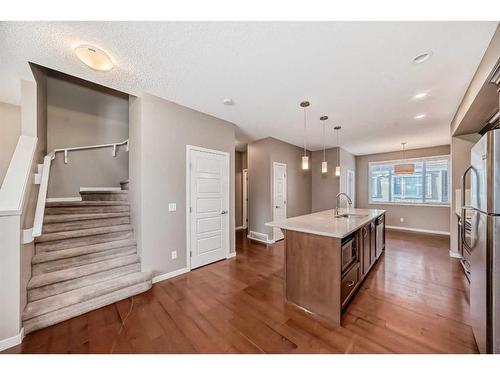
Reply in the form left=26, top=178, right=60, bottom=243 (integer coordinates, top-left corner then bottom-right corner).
left=414, top=114, right=426, bottom=119
left=223, top=98, right=234, bottom=106
left=413, top=92, right=428, bottom=99
left=412, top=51, right=433, bottom=64
left=74, top=44, right=114, bottom=72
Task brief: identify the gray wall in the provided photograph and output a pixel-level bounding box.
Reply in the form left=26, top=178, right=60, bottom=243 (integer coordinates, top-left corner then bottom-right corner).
left=311, top=147, right=340, bottom=212
left=356, top=145, right=451, bottom=233
left=0, top=102, right=21, bottom=186
left=248, top=137, right=311, bottom=238
left=235, top=151, right=243, bottom=227
left=46, top=76, right=129, bottom=198
left=129, top=93, right=236, bottom=277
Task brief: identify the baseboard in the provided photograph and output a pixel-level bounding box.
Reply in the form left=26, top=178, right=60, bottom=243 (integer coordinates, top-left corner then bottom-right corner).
left=80, top=187, right=121, bottom=192
left=46, top=197, right=82, bottom=202
left=227, top=252, right=236, bottom=259
left=449, top=251, right=462, bottom=259
left=152, top=267, right=189, bottom=284
left=386, top=225, right=450, bottom=236
left=0, top=328, right=24, bottom=351
left=247, top=231, right=275, bottom=244
left=235, top=226, right=246, bottom=231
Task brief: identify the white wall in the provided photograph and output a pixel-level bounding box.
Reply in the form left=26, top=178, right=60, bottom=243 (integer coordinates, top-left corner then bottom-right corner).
left=129, top=94, right=236, bottom=278
left=0, top=102, right=21, bottom=187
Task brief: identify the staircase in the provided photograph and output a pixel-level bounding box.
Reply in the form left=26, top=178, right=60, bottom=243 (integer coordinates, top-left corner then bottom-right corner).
left=23, top=189, right=152, bottom=334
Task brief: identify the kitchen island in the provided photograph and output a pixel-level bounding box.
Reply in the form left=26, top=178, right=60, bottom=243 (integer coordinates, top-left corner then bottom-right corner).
left=266, top=208, right=386, bottom=326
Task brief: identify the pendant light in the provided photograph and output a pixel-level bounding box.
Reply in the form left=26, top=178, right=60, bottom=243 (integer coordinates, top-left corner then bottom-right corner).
left=394, top=142, right=415, bottom=175
left=300, top=101, right=310, bottom=170
left=320, top=116, right=328, bottom=173
left=334, top=126, right=341, bottom=177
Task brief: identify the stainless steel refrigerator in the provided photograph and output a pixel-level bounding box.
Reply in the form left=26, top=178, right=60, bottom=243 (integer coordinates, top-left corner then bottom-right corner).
left=462, top=128, right=500, bottom=354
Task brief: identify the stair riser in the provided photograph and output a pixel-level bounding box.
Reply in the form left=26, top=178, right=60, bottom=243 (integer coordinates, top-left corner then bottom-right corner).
left=44, top=212, right=130, bottom=224
left=36, top=231, right=133, bottom=253
left=32, top=239, right=137, bottom=264
left=32, top=246, right=137, bottom=276
left=46, top=201, right=129, bottom=207
left=28, top=263, right=141, bottom=302
left=45, top=205, right=130, bottom=215
left=43, top=217, right=131, bottom=234
left=24, top=280, right=152, bottom=334
left=24, top=272, right=150, bottom=320
left=36, top=224, right=133, bottom=243
left=81, top=193, right=129, bottom=201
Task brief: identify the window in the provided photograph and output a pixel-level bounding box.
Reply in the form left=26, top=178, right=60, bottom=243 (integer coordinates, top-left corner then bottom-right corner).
left=369, top=155, right=449, bottom=206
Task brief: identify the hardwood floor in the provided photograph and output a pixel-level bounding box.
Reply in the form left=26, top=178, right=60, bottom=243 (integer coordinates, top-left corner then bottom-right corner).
left=2, top=229, right=478, bottom=354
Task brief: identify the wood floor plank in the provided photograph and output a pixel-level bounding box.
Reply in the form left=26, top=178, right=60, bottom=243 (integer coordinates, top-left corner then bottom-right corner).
left=2, top=229, right=478, bottom=354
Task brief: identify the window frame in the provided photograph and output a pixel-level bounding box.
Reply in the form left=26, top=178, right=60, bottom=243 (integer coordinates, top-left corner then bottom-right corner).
left=368, top=154, right=450, bottom=207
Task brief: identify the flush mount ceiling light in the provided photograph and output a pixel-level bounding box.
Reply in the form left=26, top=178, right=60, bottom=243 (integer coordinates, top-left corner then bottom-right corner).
left=414, top=114, right=426, bottom=119
left=413, top=92, right=428, bottom=100
left=300, top=101, right=310, bottom=170
left=412, top=51, right=433, bottom=64
left=394, top=142, right=415, bottom=175
left=223, top=98, right=234, bottom=106
left=74, top=44, right=114, bottom=72
left=320, top=116, right=328, bottom=174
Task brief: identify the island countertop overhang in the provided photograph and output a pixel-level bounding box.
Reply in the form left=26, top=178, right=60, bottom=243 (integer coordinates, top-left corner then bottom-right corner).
left=266, top=208, right=386, bottom=239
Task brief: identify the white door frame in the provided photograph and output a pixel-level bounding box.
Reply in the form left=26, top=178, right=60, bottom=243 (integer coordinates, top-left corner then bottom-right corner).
left=347, top=169, right=355, bottom=207
left=242, top=169, right=248, bottom=229
left=186, top=145, right=231, bottom=271
left=272, top=162, right=287, bottom=242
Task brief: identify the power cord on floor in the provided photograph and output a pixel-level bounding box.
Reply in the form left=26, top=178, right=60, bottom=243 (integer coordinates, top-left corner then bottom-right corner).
left=110, top=296, right=135, bottom=354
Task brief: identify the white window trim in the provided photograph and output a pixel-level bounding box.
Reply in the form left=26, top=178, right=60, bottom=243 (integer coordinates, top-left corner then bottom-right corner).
left=368, top=154, right=450, bottom=207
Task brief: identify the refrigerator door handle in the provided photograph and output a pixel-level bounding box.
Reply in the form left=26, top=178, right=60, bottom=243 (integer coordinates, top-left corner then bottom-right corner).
left=461, top=166, right=479, bottom=250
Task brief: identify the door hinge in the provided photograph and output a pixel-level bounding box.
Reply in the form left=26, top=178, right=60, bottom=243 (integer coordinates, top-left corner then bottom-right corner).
left=190, top=207, right=192, bottom=213
left=190, top=251, right=192, bottom=257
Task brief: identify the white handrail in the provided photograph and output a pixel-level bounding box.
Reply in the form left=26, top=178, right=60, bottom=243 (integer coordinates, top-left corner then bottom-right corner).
left=32, top=139, right=129, bottom=238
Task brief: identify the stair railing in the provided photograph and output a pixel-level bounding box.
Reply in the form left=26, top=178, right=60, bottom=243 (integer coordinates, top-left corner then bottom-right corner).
left=32, top=139, right=129, bottom=238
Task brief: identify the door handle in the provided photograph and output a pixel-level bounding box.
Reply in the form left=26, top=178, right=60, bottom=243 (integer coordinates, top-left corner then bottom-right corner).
left=221, top=210, right=228, bottom=214
left=461, top=166, right=478, bottom=250
left=275, top=206, right=280, bottom=208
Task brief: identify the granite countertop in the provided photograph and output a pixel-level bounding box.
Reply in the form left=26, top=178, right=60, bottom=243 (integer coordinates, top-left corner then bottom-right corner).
left=266, top=208, right=386, bottom=239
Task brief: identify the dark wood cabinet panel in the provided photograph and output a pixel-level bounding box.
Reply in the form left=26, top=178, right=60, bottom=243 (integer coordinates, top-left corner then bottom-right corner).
left=341, top=262, right=360, bottom=307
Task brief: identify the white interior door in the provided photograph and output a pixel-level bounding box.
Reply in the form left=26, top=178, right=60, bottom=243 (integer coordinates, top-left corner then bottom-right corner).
left=272, top=162, right=287, bottom=241
left=189, top=147, right=229, bottom=269
left=242, top=169, right=248, bottom=229
left=347, top=169, right=355, bottom=207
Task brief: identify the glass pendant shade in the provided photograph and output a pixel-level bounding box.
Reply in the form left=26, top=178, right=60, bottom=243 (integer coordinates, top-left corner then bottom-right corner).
left=302, top=155, right=309, bottom=170
left=335, top=165, right=341, bottom=176
left=321, top=161, right=328, bottom=174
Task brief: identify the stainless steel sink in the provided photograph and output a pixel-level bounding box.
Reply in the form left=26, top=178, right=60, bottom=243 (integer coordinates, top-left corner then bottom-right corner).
left=334, top=213, right=368, bottom=219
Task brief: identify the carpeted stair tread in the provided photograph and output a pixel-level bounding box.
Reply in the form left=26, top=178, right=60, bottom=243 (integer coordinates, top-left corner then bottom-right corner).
left=43, top=216, right=130, bottom=233
left=80, top=190, right=129, bottom=202
left=35, top=231, right=134, bottom=253
left=45, top=200, right=130, bottom=207
left=28, top=263, right=141, bottom=302
left=27, top=254, right=140, bottom=289
left=23, top=279, right=152, bottom=334
left=32, top=238, right=137, bottom=264
left=45, top=205, right=130, bottom=215
left=36, top=224, right=133, bottom=243
left=23, top=271, right=151, bottom=321
left=44, top=212, right=130, bottom=224
left=32, top=246, right=137, bottom=276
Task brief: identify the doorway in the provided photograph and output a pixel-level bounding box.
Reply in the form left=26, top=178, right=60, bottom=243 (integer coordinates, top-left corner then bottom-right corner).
left=272, top=162, right=287, bottom=242
left=242, top=169, right=248, bottom=229
left=187, top=146, right=230, bottom=269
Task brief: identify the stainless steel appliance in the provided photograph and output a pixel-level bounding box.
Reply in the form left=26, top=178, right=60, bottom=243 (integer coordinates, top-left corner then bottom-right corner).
left=462, top=128, right=500, bottom=353
left=341, top=237, right=357, bottom=271
left=375, top=215, right=385, bottom=258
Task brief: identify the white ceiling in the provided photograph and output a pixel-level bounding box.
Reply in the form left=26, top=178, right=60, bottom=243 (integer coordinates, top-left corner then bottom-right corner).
left=0, top=21, right=497, bottom=155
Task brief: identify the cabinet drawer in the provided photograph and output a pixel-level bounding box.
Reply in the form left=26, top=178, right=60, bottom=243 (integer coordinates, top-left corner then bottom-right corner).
left=341, top=262, right=360, bottom=307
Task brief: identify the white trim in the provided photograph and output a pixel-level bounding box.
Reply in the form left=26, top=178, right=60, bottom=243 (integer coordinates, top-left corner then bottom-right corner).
left=368, top=154, right=451, bottom=166
left=272, top=162, right=287, bottom=242
left=46, top=197, right=82, bottom=203
left=0, top=328, right=24, bottom=352
left=80, top=187, right=121, bottom=192
left=247, top=231, right=275, bottom=244
left=152, top=267, right=189, bottom=284
left=386, top=225, right=450, bottom=236
left=235, top=226, right=245, bottom=230
left=227, top=252, right=236, bottom=259
left=242, top=169, right=248, bottom=229
left=368, top=202, right=450, bottom=208
left=449, top=251, right=462, bottom=259
left=186, top=145, right=231, bottom=272
left=32, top=154, right=52, bottom=237
left=22, top=228, right=33, bottom=244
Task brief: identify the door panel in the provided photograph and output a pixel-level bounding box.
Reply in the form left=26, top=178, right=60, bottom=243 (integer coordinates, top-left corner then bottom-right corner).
left=273, top=163, right=287, bottom=241
left=190, top=148, right=229, bottom=269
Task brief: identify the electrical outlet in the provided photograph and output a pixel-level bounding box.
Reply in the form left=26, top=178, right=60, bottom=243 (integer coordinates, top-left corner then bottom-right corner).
left=400, top=217, right=405, bottom=223
left=168, top=203, right=177, bottom=212
left=171, top=251, right=177, bottom=260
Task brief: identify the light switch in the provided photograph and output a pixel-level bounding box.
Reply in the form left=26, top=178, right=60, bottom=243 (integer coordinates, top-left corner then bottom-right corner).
left=168, top=203, right=177, bottom=212
left=171, top=251, right=177, bottom=260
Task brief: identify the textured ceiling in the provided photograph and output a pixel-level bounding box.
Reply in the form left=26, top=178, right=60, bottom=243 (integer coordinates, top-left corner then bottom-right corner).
left=0, top=21, right=497, bottom=155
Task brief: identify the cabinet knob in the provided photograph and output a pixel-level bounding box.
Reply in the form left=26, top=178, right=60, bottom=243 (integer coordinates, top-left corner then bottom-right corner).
left=346, top=280, right=355, bottom=287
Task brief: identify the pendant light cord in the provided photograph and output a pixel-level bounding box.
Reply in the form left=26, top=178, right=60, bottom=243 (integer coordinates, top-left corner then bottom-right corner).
left=322, top=120, right=326, bottom=161
left=336, top=128, right=340, bottom=163
left=303, top=107, right=307, bottom=156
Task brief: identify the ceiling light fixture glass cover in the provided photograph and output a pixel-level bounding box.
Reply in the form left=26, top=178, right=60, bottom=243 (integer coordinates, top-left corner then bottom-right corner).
left=300, top=101, right=310, bottom=170
left=320, top=115, right=328, bottom=174
left=414, top=114, right=426, bottom=119
left=75, top=44, right=114, bottom=71
left=413, top=92, right=428, bottom=99
left=394, top=142, right=415, bottom=175
left=412, top=51, right=432, bottom=64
